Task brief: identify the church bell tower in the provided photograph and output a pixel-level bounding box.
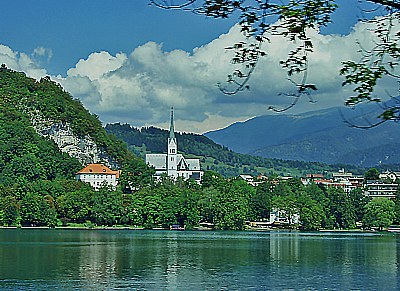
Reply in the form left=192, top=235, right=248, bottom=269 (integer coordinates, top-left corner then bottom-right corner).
left=167, top=108, right=178, bottom=178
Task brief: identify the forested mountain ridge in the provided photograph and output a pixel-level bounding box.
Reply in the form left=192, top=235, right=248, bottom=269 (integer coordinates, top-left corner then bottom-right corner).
left=205, top=107, right=400, bottom=167
left=105, top=123, right=365, bottom=177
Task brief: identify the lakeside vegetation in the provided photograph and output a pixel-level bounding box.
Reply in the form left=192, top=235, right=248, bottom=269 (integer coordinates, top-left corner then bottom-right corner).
left=1, top=170, right=400, bottom=231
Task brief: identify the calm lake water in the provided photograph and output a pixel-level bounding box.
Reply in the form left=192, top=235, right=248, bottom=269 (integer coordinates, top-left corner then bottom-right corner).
left=0, top=229, right=399, bottom=290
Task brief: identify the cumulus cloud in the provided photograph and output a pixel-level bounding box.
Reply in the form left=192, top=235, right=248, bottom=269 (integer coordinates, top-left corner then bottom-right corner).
left=1, top=16, right=398, bottom=133
left=67, top=51, right=127, bottom=81
left=0, top=45, right=47, bottom=79
left=57, top=18, right=398, bottom=133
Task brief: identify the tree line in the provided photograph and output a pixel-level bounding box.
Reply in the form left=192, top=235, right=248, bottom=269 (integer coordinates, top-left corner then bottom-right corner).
left=1, top=171, right=399, bottom=231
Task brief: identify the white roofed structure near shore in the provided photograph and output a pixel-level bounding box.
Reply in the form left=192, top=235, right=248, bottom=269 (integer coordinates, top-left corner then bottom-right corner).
left=76, top=163, right=120, bottom=190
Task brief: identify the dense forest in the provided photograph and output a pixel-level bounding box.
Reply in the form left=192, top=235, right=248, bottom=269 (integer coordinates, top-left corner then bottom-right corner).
left=0, top=66, right=398, bottom=231
left=105, top=123, right=365, bottom=177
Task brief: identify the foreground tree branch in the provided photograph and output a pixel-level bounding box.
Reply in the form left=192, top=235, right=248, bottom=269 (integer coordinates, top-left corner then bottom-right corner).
left=367, top=0, right=400, bottom=10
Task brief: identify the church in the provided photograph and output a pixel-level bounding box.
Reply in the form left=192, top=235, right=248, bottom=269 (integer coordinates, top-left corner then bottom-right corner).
left=145, top=109, right=203, bottom=183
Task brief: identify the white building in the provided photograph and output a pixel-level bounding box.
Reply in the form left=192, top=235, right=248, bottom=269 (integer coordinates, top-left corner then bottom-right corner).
left=331, top=169, right=364, bottom=193
left=145, top=109, right=203, bottom=183
left=238, top=174, right=266, bottom=186
left=364, top=180, right=398, bottom=199
left=269, top=208, right=300, bottom=225
left=332, top=168, right=354, bottom=182
left=76, top=163, right=120, bottom=190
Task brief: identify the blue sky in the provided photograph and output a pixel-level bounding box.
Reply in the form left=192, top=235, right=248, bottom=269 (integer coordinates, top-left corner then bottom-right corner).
left=1, top=0, right=362, bottom=75
left=2, top=1, right=237, bottom=75
left=1, top=1, right=398, bottom=133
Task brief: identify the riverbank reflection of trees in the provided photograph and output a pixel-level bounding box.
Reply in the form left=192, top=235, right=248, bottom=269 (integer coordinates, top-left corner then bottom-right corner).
left=1, top=171, right=399, bottom=230
left=1, top=230, right=399, bottom=290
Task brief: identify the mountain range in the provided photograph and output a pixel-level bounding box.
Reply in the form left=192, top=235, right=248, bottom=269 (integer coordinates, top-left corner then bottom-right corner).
left=205, top=107, right=400, bottom=167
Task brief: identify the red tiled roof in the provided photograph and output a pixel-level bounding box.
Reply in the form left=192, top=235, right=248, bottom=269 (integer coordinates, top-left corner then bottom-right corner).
left=76, top=164, right=120, bottom=178
left=315, top=179, right=333, bottom=184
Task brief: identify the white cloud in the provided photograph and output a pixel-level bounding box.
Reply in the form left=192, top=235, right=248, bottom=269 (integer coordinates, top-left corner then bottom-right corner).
left=33, top=46, right=53, bottom=61
left=67, top=51, right=127, bottom=81
left=0, top=45, right=47, bottom=79
left=1, top=16, right=398, bottom=133
left=66, top=18, right=398, bottom=133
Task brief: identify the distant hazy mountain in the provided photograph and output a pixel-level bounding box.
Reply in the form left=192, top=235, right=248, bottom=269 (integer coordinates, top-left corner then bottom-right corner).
left=205, top=107, right=400, bottom=167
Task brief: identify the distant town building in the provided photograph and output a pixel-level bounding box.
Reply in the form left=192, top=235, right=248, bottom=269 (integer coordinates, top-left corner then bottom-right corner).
left=379, top=170, right=400, bottom=182
left=279, top=176, right=293, bottom=181
left=145, top=108, right=203, bottom=183
left=332, top=168, right=354, bottom=182
left=239, top=174, right=258, bottom=186
left=364, top=180, right=398, bottom=199
left=306, top=173, right=324, bottom=180
left=239, top=174, right=268, bottom=186
left=76, top=163, right=120, bottom=190
left=331, top=169, right=364, bottom=193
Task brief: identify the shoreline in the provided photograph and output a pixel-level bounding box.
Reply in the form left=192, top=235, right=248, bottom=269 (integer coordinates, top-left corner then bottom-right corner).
left=0, top=226, right=189, bottom=231
left=0, top=226, right=398, bottom=233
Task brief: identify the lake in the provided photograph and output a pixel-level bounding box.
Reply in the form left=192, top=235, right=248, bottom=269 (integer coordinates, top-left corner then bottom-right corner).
left=0, top=229, right=399, bottom=290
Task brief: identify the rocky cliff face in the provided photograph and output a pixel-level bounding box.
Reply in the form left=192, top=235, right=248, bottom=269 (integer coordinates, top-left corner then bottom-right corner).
left=30, top=111, right=117, bottom=168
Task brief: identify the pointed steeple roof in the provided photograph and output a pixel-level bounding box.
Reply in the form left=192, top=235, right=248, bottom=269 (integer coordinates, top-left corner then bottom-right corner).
left=169, top=107, right=175, bottom=140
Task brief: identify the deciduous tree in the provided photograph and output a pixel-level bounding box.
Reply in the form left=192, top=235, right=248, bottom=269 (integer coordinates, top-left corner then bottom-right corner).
left=92, top=184, right=124, bottom=226
left=363, top=197, right=395, bottom=230
left=326, top=187, right=356, bottom=229
left=298, top=194, right=325, bottom=231
left=365, top=168, right=380, bottom=180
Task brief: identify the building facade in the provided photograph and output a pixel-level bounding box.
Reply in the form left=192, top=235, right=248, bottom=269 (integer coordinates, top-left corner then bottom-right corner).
left=364, top=180, right=398, bottom=199
left=76, top=163, right=120, bottom=190
left=145, top=109, right=203, bottom=183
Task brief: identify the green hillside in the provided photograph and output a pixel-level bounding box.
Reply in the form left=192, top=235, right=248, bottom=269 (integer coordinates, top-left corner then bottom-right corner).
left=0, top=67, right=82, bottom=184
left=0, top=65, right=134, bottom=165
left=105, top=123, right=364, bottom=177
left=0, top=66, right=153, bottom=227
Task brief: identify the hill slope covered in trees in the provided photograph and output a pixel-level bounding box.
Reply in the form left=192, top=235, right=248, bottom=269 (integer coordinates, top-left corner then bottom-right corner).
left=0, top=66, right=152, bottom=227
left=0, top=65, right=151, bottom=178
left=105, top=123, right=365, bottom=177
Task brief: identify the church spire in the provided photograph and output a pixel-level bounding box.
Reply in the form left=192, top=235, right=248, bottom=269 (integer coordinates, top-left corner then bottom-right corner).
left=169, top=107, right=175, bottom=140
left=167, top=107, right=178, bottom=178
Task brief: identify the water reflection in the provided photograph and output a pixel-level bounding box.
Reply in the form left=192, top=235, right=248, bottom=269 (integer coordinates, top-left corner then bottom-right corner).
left=0, top=229, right=399, bottom=290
